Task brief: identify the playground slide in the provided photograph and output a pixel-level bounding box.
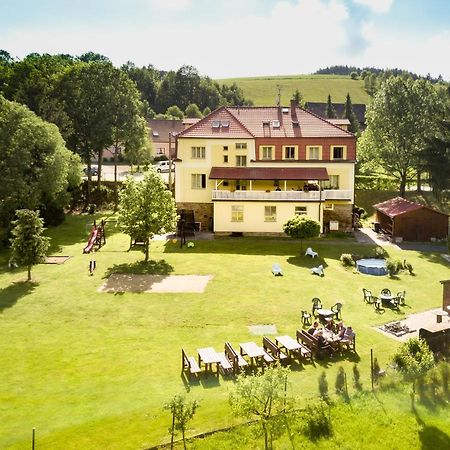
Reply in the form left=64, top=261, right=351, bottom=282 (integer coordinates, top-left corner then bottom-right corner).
left=83, top=228, right=98, bottom=254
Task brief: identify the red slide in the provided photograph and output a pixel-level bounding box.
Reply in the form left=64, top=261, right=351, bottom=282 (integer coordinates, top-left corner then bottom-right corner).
left=83, top=228, right=98, bottom=254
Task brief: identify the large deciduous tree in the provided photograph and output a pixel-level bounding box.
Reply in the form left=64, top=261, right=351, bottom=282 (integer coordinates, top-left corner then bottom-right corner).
left=10, top=209, right=50, bottom=281
left=358, top=77, right=443, bottom=197
left=0, top=96, right=81, bottom=228
left=56, top=61, right=148, bottom=201
left=118, top=171, right=177, bottom=261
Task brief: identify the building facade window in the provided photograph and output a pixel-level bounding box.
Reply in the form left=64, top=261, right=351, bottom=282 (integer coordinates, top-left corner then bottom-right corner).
left=191, top=146, right=206, bottom=159
left=191, top=174, right=206, bottom=189
left=264, top=206, right=277, bottom=222
left=283, top=146, right=296, bottom=159
left=260, top=146, right=274, bottom=160
left=331, top=145, right=346, bottom=160
left=323, top=175, right=339, bottom=189
left=231, top=205, right=244, bottom=222
left=223, top=155, right=229, bottom=163
left=307, top=146, right=321, bottom=160
left=236, top=143, right=247, bottom=149
left=295, top=206, right=307, bottom=215
left=236, top=155, right=247, bottom=167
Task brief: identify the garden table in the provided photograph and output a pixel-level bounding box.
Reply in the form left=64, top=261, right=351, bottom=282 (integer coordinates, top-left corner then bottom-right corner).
left=239, top=342, right=265, bottom=365
left=197, top=347, right=220, bottom=376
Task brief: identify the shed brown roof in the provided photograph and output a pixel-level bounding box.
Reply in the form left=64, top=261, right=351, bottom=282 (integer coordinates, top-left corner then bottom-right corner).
left=209, top=167, right=329, bottom=180
left=177, top=105, right=354, bottom=139
left=374, top=197, right=448, bottom=218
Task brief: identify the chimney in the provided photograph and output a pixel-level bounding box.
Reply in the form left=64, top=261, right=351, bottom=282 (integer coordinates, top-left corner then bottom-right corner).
left=441, top=280, right=450, bottom=312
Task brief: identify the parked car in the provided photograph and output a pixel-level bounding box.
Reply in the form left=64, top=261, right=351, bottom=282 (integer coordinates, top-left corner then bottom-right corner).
left=83, top=166, right=98, bottom=176
left=154, top=160, right=174, bottom=173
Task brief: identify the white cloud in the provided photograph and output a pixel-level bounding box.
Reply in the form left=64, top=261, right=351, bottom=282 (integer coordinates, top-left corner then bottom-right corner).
left=146, top=0, right=192, bottom=11
left=2, top=0, right=448, bottom=80
left=353, top=0, right=393, bottom=13
left=356, top=22, right=450, bottom=79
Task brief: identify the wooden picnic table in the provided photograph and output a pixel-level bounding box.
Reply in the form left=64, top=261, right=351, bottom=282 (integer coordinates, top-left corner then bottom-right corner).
left=275, top=335, right=301, bottom=352
left=239, top=342, right=266, bottom=365
left=197, top=347, right=220, bottom=376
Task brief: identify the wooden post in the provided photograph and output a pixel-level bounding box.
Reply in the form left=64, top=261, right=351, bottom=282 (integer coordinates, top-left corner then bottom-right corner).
left=32, top=428, right=35, bottom=450
left=370, top=348, right=374, bottom=391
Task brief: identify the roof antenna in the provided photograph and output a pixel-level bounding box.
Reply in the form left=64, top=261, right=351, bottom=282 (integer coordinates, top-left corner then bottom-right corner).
left=276, top=85, right=281, bottom=107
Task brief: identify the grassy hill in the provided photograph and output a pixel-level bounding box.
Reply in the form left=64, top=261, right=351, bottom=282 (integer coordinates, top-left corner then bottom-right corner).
left=216, top=74, right=371, bottom=106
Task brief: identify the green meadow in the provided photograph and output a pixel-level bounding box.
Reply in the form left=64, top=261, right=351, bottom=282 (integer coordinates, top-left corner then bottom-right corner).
left=216, top=74, right=371, bottom=106
left=0, top=214, right=449, bottom=449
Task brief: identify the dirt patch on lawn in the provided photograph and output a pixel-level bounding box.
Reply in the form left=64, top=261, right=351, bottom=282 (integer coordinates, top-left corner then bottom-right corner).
left=44, top=256, right=71, bottom=264
left=99, top=274, right=213, bottom=293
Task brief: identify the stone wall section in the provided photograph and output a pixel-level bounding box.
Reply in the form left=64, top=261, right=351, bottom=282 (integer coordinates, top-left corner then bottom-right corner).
left=177, top=202, right=213, bottom=232
left=323, top=204, right=353, bottom=232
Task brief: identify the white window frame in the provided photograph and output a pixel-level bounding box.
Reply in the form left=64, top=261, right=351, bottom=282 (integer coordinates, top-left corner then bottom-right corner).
left=231, top=205, right=244, bottom=222
left=264, top=206, right=277, bottom=222
left=330, top=145, right=346, bottom=160
left=236, top=143, right=247, bottom=150
left=283, top=146, right=296, bottom=160
left=191, top=146, right=206, bottom=159
left=191, top=174, right=206, bottom=189
left=306, top=145, right=322, bottom=160
left=295, top=206, right=307, bottom=215
left=236, top=155, right=247, bottom=167
left=260, top=146, right=274, bottom=160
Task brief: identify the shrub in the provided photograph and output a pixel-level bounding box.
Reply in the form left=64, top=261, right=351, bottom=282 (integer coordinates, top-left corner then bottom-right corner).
left=386, top=258, right=403, bottom=276
left=318, top=371, right=329, bottom=402
left=373, top=246, right=387, bottom=259
left=340, top=253, right=354, bottom=267
left=352, top=205, right=367, bottom=219
left=355, top=175, right=397, bottom=190
left=302, top=402, right=332, bottom=440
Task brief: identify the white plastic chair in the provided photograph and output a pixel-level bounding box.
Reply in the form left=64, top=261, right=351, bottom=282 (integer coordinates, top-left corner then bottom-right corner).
left=311, top=265, right=324, bottom=277
left=305, top=247, right=318, bottom=258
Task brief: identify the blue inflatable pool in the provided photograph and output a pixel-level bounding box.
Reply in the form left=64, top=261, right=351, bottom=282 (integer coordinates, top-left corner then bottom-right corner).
left=356, top=258, right=388, bottom=276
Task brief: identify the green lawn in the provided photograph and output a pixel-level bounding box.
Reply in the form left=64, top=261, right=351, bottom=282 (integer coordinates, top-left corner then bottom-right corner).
left=0, top=214, right=449, bottom=449
left=216, top=74, right=371, bottom=106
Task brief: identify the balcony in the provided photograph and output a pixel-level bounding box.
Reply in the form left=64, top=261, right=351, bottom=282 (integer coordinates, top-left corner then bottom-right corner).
left=211, top=189, right=352, bottom=201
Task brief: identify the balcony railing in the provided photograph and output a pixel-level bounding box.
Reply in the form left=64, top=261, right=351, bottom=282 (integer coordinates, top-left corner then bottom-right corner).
left=211, top=189, right=352, bottom=201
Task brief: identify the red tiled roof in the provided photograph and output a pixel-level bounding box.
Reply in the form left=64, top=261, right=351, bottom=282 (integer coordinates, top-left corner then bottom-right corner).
left=177, top=107, right=253, bottom=138
left=177, top=105, right=354, bottom=139
left=148, top=119, right=184, bottom=142
left=374, top=197, right=427, bottom=218
left=209, top=167, right=329, bottom=180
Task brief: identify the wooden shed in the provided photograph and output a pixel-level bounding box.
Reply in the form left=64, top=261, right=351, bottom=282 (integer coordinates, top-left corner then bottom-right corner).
left=373, top=197, right=449, bottom=242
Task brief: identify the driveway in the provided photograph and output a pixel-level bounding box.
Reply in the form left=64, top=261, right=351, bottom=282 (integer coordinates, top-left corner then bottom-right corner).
left=85, top=165, right=172, bottom=184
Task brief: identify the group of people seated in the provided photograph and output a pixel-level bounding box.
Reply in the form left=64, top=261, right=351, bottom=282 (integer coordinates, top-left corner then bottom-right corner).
left=307, top=320, right=355, bottom=352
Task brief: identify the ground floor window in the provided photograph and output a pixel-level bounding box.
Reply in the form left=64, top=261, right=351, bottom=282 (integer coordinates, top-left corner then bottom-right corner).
left=191, top=174, right=206, bottom=189
left=231, top=205, right=244, bottom=222
left=264, top=206, right=277, bottom=222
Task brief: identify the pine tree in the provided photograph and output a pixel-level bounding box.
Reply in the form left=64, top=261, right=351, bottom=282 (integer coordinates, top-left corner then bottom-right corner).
left=10, top=209, right=50, bottom=281
left=343, top=93, right=360, bottom=134
left=325, top=94, right=337, bottom=118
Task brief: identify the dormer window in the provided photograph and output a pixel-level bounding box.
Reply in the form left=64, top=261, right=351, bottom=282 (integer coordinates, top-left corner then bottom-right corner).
left=272, top=120, right=280, bottom=128
left=282, top=108, right=289, bottom=114
left=212, top=120, right=220, bottom=128
left=292, top=120, right=299, bottom=127
left=262, top=120, right=270, bottom=127
left=221, top=121, right=229, bottom=128
left=152, top=131, right=159, bottom=137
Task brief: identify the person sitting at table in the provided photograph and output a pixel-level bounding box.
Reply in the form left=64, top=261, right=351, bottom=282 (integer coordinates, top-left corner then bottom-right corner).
left=340, top=326, right=355, bottom=348
left=313, top=326, right=323, bottom=338
left=325, top=319, right=335, bottom=332
left=307, top=321, right=319, bottom=335
left=336, top=322, right=346, bottom=338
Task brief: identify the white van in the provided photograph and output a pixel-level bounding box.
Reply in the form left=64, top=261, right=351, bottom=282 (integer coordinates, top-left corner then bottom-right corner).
left=154, top=160, right=174, bottom=173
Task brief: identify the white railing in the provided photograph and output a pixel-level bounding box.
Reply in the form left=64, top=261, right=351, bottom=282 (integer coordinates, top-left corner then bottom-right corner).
left=211, top=189, right=352, bottom=201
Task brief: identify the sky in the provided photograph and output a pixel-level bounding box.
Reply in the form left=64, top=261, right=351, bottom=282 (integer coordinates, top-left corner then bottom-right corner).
left=1, top=0, right=449, bottom=79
